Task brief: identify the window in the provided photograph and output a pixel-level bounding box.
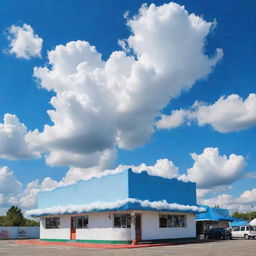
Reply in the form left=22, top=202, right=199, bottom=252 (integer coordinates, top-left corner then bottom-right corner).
left=114, top=214, right=131, bottom=228
left=45, top=217, right=60, bottom=229
left=240, top=226, right=245, bottom=231
left=76, top=216, right=88, bottom=229
left=232, top=226, right=240, bottom=231
left=159, top=214, right=186, bottom=228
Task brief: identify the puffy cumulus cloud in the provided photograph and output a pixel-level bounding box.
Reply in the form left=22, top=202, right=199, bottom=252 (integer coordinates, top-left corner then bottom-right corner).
left=0, top=114, right=39, bottom=160
left=156, top=109, right=189, bottom=129
left=157, top=94, right=256, bottom=132
left=131, top=159, right=179, bottom=178
left=19, top=177, right=59, bottom=209
left=0, top=166, right=22, bottom=207
left=28, top=2, right=222, bottom=168
left=45, top=148, right=116, bottom=169
left=199, top=194, right=234, bottom=209
left=235, top=188, right=256, bottom=204
left=196, top=185, right=233, bottom=198
left=7, top=24, right=43, bottom=59
left=200, top=187, right=256, bottom=212
left=60, top=158, right=179, bottom=186
left=194, top=94, right=256, bottom=132
left=179, top=147, right=245, bottom=188
left=0, top=165, right=60, bottom=211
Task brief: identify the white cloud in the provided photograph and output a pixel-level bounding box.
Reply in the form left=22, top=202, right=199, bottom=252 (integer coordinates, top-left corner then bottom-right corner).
left=197, top=185, right=233, bottom=198
left=19, top=177, right=59, bottom=209
left=157, top=94, right=256, bottom=133
left=200, top=187, right=256, bottom=212
left=0, top=166, right=22, bottom=207
left=27, top=2, right=222, bottom=168
left=60, top=158, right=179, bottom=186
left=179, top=147, right=245, bottom=188
left=0, top=165, right=60, bottom=211
left=235, top=188, right=256, bottom=204
left=26, top=198, right=205, bottom=216
left=199, top=194, right=234, bottom=209
left=0, top=114, right=39, bottom=160
left=156, top=109, right=189, bottom=129
left=45, top=148, right=116, bottom=169
left=7, top=24, right=43, bottom=59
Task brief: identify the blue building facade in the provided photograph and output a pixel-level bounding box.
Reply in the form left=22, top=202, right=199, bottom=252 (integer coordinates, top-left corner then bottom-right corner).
left=28, top=169, right=203, bottom=243
left=34, top=169, right=200, bottom=216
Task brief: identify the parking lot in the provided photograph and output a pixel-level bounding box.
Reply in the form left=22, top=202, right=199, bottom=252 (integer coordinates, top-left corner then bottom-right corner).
left=0, top=239, right=255, bottom=256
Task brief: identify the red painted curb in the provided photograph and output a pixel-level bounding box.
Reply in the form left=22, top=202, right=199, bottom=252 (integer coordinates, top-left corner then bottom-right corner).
left=16, top=239, right=181, bottom=249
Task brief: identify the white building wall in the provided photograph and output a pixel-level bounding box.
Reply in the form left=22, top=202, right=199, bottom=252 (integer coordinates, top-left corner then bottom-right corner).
left=40, top=215, right=70, bottom=240
left=0, top=226, right=39, bottom=239
left=76, top=212, right=131, bottom=241
left=141, top=212, right=196, bottom=240
left=40, top=211, right=196, bottom=241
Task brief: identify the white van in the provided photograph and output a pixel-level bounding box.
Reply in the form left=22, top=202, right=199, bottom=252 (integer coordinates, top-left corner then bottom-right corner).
left=231, top=225, right=256, bottom=239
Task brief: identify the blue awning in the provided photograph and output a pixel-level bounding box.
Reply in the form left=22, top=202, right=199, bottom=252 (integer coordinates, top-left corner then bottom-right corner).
left=230, top=218, right=248, bottom=227
left=196, top=205, right=233, bottom=222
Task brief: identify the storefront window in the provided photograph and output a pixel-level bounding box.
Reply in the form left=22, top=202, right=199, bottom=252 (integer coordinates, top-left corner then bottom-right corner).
left=45, top=217, right=60, bottom=229
left=114, top=214, right=131, bottom=228
left=159, top=214, right=186, bottom=228
left=76, top=216, right=88, bottom=229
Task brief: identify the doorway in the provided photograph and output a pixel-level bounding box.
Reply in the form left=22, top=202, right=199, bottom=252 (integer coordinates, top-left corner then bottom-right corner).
left=71, top=217, right=76, bottom=240
left=135, top=214, right=142, bottom=241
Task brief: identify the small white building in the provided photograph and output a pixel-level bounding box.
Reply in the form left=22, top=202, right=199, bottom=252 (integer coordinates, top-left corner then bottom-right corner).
left=27, top=170, right=203, bottom=244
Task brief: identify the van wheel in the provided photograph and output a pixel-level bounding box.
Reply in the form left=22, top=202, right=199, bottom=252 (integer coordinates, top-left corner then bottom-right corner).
left=244, top=234, right=249, bottom=240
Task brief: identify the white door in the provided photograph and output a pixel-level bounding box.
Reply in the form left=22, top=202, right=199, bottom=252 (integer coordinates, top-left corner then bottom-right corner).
left=231, top=226, right=239, bottom=238
left=239, top=226, right=246, bottom=238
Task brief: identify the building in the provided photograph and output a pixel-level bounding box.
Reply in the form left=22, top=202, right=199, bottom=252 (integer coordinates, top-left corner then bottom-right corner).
left=27, top=169, right=204, bottom=244
left=196, top=205, right=233, bottom=235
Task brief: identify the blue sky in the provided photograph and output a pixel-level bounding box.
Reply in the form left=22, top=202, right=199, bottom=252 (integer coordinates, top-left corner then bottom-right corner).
left=0, top=0, right=255, bottom=213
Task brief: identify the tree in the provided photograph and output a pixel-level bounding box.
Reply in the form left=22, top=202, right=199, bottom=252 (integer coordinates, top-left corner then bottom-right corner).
left=25, top=218, right=40, bottom=227
left=4, top=206, right=26, bottom=226
left=232, top=211, right=256, bottom=221
left=0, top=216, right=5, bottom=226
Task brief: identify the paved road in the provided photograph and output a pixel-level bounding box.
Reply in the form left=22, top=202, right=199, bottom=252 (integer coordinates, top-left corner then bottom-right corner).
left=0, top=239, right=255, bottom=256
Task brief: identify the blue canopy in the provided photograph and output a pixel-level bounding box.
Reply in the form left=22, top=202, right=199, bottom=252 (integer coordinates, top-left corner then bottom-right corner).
left=196, top=205, right=233, bottom=222
left=230, top=218, right=248, bottom=227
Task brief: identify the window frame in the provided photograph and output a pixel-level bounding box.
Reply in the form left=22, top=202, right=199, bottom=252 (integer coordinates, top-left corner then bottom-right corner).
left=75, top=215, right=89, bottom=229
left=159, top=214, right=187, bottom=228
left=45, top=217, right=60, bottom=229
left=113, top=213, right=131, bottom=228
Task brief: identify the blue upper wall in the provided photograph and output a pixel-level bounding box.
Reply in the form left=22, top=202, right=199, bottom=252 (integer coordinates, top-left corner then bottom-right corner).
left=38, top=171, right=129, bottom=208
left=38, top=169, right=197, bottom=209
left=128, top=170, right=196, bottom=205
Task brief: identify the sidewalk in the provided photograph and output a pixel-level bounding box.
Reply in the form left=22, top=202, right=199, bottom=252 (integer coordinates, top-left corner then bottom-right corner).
left=16, top=238, right=207, bottom=249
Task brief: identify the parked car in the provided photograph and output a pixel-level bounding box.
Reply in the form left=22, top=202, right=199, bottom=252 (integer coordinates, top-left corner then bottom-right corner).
left=231, top=225, right=256, bottom=239
left=204, top=228, right=232, bottom=240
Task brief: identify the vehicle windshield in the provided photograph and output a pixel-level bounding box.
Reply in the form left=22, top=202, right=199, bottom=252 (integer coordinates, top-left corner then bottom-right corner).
left=251, top=226, right=256, bottom=231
